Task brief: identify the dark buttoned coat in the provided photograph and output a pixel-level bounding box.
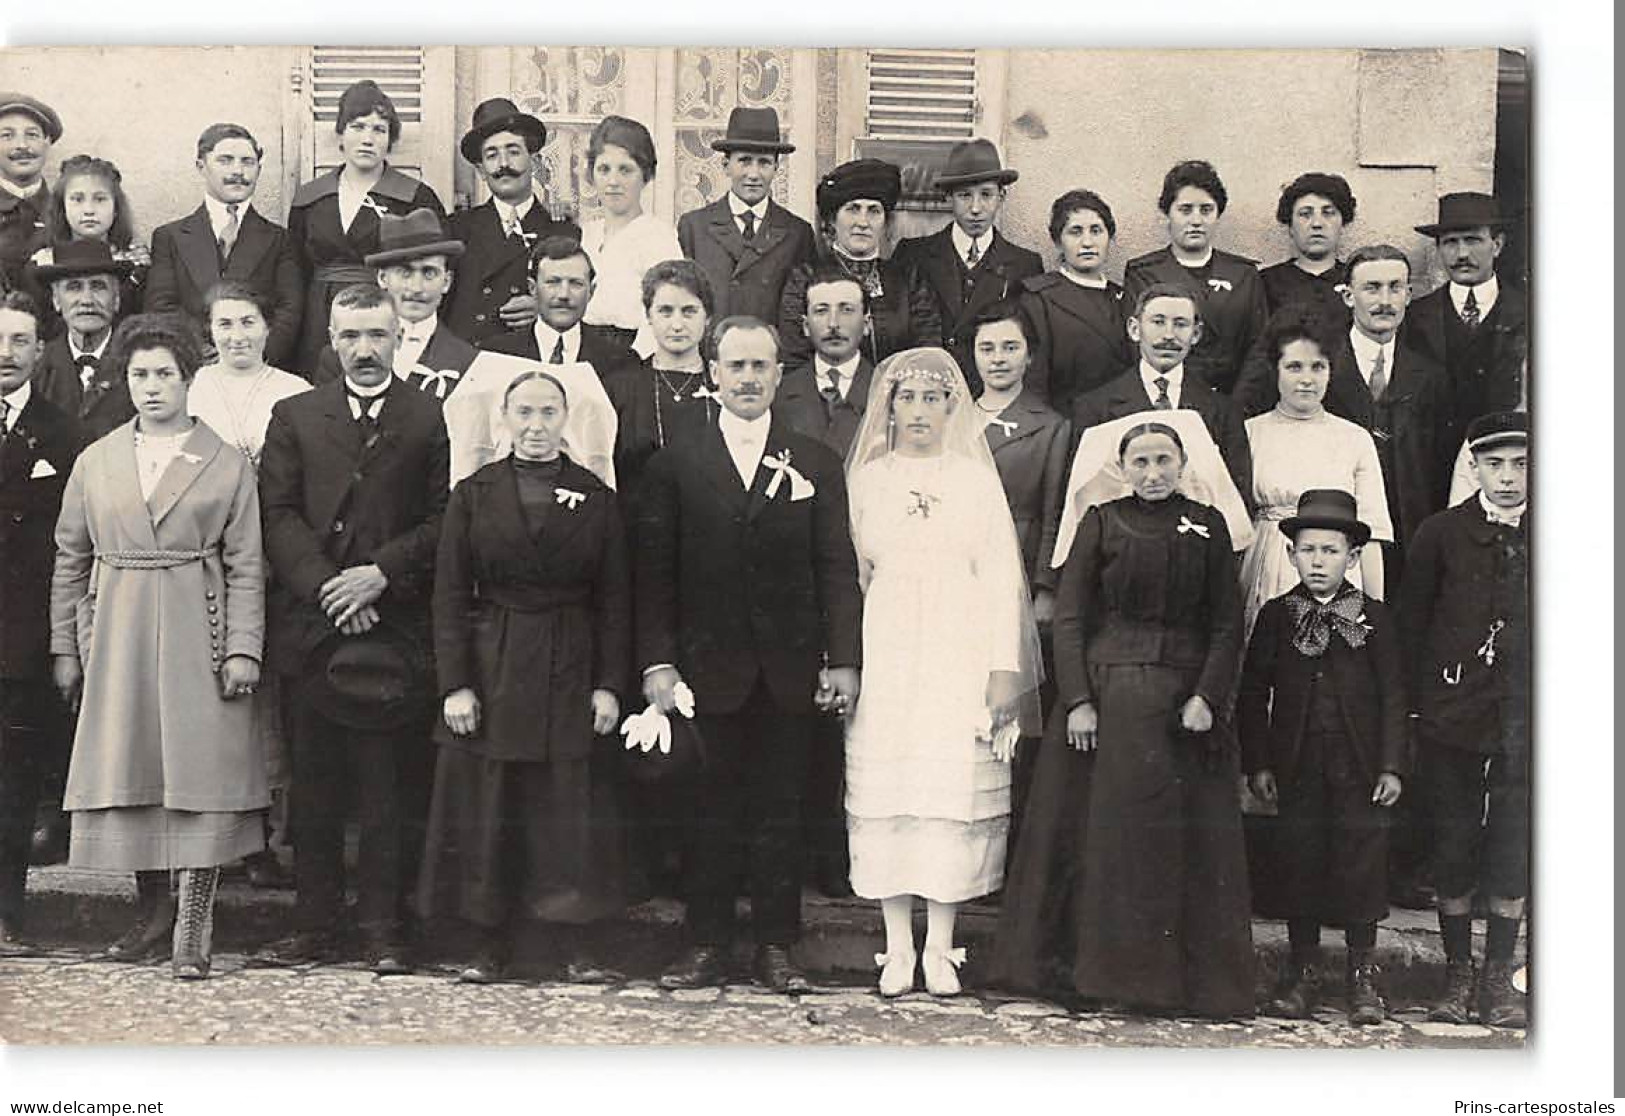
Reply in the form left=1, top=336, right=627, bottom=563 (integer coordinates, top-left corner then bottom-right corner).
left=35, top=338, right=135, bottom=442
left=479, top=322, right=636, bottom=380
left=0, top=391, right=82, bottom=678
left=258, top=379, right=449, bottom=676
left=770, top=356, right=874, bottom=463
left=678, top=196, right=814, bottom=327
left=633, top=417, right=863, bottom=716
left=1400, top=282, right=1528, bottom=432
left=1018, top=272, right=1132, bottom=414
left=443, top=200, right=582, bottom=349
left=982, top=388, right=1071, bottom=593
left=892, top=226, right=1044, bottom=393
left=1238, top=585, right=1408, bottom=787
left=144, top=204, right=303, bottom=369
left=0, top=186, right=50, bottom=294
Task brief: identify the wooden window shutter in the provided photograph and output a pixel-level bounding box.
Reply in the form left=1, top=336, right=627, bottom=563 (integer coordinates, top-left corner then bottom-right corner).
left=863, top=49, right=978, bottom=141
left=303, top=45, right=454, bottom=203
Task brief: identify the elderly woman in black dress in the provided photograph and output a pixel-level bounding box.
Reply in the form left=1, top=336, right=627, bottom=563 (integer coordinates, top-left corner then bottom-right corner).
left=287, top=80, right=445, bottom=374
left=419, top=370, right=635, bottom=984
left=991, top=421, right=1253, bottom=1018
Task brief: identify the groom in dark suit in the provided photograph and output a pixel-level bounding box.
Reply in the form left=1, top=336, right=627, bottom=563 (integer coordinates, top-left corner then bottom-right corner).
left=254, top=284, right=449, bottom=974
left=145, top=123, right=302, bottom=368
left=636, top=315, right=863, bottom=993
left=479, top=236, right=635, bottom=380
left=677, top=107, right=813, bottom=327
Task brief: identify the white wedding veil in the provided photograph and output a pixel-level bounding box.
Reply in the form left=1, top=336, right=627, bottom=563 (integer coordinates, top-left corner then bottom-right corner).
left=1050, top=407, right=1255, bottom=568
left=844, top=347, right=1046, bottom=735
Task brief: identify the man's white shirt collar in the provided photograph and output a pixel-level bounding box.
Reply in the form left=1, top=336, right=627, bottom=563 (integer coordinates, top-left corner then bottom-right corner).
left=718, top=408, right=771, bottom=487
left=495, top=194, right=536, bottom=229
left=202, top=194, right=251, bottom=238
left=815, top=352, right=862, bottom=398
left=533, top=320, right=581, bottom=363
left=951, top=224, right=989, bottom=267
left=394, top=312, right=438, bottom=374
left=1, top=381, right=33, bottom=429
left=1138, top=359, right=1184, bottom=408
left=1449, top=274, right=1500, bottom=319
left=728, top=193, right=769, bottom=224
left=0, top=177, right=42, bottom=201
left=1348, top=327, right=1394, bottom=386
left=68, top=333, right=111, bottom=362
left=1478, top=490, right=1524, bottom=527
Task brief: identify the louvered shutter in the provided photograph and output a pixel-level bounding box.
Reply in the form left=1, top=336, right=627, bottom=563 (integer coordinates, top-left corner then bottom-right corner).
left=864, top=49, right=978, bottom=141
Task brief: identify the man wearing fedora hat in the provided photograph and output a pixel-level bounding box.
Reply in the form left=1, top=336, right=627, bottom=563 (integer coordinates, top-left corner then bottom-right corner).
left=145, top=123, right=303, bottom=370
left=444, top=99, right=581, bottom=349
left=0, top=93, right=61, bottom=295
left=1399, top=412, right=1529, bottom=1029
left=677, top=107, right=814, bottom=329
left=1240, top=488, right=1406, bottom=1025
left=311, top=208, right=478, bottom=399
left=254, top=283, right=450, bottom=973
left=891, top=138, right=1043, bottom=394
left=1403, top=193, right=1527, bottom=435
left=33, top=240, right=137, bottom=441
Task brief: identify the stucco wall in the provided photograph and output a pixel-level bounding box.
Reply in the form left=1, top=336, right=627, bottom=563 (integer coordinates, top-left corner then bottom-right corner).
left=0, top=46, right=293, bottom=242
left=998, top=48, right=1500, bottom=292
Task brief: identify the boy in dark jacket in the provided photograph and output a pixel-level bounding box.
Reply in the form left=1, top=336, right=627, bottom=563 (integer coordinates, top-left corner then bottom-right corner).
left=1240, top=489, right=1406, bottom=1024
left=1399, top=412, right=1529, bottom=1029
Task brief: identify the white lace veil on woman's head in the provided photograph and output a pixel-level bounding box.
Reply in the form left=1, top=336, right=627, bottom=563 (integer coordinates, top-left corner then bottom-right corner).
left=844, top=347, right=1047, bottom=736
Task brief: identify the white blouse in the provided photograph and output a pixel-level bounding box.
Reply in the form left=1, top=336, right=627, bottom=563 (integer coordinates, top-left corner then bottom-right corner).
left=578, top=212, right=682, bottom=357
left=188, top=363, right=312, bottom=470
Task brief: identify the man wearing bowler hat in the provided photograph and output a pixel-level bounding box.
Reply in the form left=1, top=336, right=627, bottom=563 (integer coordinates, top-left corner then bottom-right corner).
left=444, top=99, right=581, bottom=349
left=891, top=138, right=1042, bottom=393
left=313, top=208, right=477, bottom=398
left=1403, top=193, right=1527, bottom=433
left=678, top=107, right=813, bottom=327
left=33, top=240, right=137, bottom=442
left=253, top=283, right=449, bottom=973
left=0, top=93, right=61, bottom=294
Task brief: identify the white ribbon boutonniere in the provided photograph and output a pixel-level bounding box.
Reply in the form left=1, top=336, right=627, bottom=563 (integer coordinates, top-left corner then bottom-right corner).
left=1206, top=277, right=1234, bottom=293
left=691, top=384, right=723, bottom=405
left=179, top=450, right=203, bottom=465
left=555, top=487, right=586, bottom=510
left=763, top=449, right=816, bottom=501
left=359, top=195, right=392, bottom=220
left=1176, top=515, right=1210, bottom=538
left=410, top=364, right=460, bottom=400
left=986, top=416, right=1018, bottom=437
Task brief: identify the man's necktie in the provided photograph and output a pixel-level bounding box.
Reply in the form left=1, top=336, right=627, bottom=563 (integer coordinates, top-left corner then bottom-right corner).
left=1485, top=506, right=1522, bottom=528
left=1368, top=346, right=1388, bottom=402
left=218, top=203, right=240, bottom=262
left=549, top=336, right=566, bottom=364
left=740, top=210, right=756, bottom=241
left=75, top=353, right=99, bottom=392
left=1153, top=376, right=1172, bottom=410
left=0, top=399, right=12, bottom=446
left=503, top=212, right=522, bottom=240
left=966, top=238, right=981, bottom=267
left=1462, top=289, right=1481, bottom=330
left=819, top=372, right=842, bottom=417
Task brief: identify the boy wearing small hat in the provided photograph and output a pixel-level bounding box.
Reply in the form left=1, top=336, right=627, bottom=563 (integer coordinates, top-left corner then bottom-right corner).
left=678, top=107, right=814, bottom=328
left=0, top=93, right=61, bottom=293
left=1404, top=193, right=1527, bottom=434
left=1239, top=488, right=1406, bottom=1024
left=444, top=98, right=581, bottom=349
left=1399, top=412, right=1529, bottom=1028
left=891, top=139, right=1043, bottom=393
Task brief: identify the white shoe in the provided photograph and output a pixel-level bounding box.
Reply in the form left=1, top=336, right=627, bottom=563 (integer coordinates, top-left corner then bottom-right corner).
left=923, top=946, right=966, bottom=997
left=875, top=949, right=917, bottom=997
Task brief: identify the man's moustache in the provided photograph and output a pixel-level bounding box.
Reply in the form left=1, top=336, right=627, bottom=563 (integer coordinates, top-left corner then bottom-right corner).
left=490, top=167, right=523, bottom=179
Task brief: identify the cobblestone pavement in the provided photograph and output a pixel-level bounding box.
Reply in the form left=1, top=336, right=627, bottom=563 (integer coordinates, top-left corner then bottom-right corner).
left=0, top=950, right=1523, bottom=1047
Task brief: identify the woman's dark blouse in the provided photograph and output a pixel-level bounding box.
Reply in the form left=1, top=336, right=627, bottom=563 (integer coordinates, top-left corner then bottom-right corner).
left=1051, top=493, right=1243, bottom=712
left=512, top=455, right=563, bottom=537
left=603, top=357, right=717, bottom=499
left=1260, top=258, right=1352, bottom=329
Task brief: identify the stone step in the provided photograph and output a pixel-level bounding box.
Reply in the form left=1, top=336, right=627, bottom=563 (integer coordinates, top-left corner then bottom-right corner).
left=18, top=864, right=1521, bottom=1006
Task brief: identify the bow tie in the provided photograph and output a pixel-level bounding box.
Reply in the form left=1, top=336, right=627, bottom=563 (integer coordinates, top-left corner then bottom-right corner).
left=1484, top=507, right=1523, bottom=528
left=1285, top=588, right=1371, bottom=658
left=74, top=353, right=100, bottom=371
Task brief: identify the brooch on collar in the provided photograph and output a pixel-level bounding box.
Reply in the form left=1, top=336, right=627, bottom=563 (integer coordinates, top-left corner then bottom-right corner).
left=907, top=490, right=940, bottom=518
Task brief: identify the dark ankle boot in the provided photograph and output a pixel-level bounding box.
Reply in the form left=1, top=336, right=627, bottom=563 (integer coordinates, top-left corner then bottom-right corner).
left=171, top=868, right=220, bottom=980
left=102, top=870, right=176, bottom=962
left=1346, top=951, right=1387, bottom=1025
left=1428, top=959, right=1477, bottom=1023
left=1477, top=960, right=1527, bottom=1029
left=1265, top=958, right=1322, bottom=1018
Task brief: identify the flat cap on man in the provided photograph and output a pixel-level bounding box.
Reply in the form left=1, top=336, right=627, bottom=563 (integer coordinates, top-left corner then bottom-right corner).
left=0, top=92, right=62, bottom=143
left=1465, top=411, right=1528, bottom=453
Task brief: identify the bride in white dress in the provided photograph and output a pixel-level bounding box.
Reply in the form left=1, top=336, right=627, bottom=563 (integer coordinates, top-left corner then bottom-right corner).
left=843, top=347, right=1043, bottom=997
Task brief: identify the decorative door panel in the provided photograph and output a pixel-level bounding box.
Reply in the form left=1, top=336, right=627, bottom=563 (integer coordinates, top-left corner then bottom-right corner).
left=669, top=48, right=802, bottom=216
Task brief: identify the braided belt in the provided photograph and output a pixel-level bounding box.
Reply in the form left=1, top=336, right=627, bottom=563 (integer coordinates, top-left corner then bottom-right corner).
left=96, top=547, right=215, bottom=570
